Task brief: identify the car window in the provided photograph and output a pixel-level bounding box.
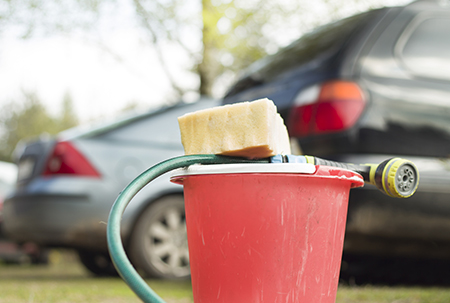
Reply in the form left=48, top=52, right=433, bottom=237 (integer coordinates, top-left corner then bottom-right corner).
left=224, top=9, right=383, bottom=98
left=241, top=10, right=381, bottom=83
left=398, top=16, right=450, bottom=81
left=103, top=108, right=182, bottom=146
left=99, top=101, right=217, bottom=146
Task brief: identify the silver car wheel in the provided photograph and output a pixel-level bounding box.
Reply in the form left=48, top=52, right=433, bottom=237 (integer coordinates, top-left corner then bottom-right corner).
left=148, top=207, right=189, bottom=272
left=129, top=195, right=190, bottom=279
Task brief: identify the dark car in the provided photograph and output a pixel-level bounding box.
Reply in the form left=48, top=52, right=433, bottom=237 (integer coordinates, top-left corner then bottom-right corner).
left=3, top=98, right=218, bottom=278
left=223, top=0, right=450, bottom=283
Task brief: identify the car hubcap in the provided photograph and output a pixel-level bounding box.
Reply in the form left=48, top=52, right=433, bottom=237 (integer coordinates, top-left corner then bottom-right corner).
left=147, top=206, right=190, bottom=277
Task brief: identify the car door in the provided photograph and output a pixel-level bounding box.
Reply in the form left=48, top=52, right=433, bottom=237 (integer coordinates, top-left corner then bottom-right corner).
left=346, top=3, right=450, bottom=257
left=358, top=3, right=450, bottom=157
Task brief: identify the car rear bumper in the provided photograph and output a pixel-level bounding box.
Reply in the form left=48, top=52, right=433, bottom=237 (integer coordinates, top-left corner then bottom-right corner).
left=338, top=154, right=450, bottom=259
left=3, top=184, right=112, bottom=250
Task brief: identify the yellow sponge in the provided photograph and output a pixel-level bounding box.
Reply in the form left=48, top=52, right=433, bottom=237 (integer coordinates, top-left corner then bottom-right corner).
left=178, top=98, right=291, bottom=159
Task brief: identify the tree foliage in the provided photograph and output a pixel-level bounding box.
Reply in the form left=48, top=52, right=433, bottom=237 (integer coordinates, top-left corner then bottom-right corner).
left=0, top=0, right=412, bottom=99
left=122, top=0, right=411, bottom=97
left=198, top=0, right=271, bottom=95
left=59, top=92, right=79, bottom=131
left=0, top=0, right=110, bottom=37
left=0, top=91, right=79, bottom=162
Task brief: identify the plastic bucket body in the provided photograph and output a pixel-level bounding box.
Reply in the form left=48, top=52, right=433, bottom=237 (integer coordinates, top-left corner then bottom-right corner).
left=171, top=163, right=363, bottom=303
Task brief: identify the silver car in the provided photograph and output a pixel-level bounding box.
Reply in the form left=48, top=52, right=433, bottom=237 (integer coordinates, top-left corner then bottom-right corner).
left=3, top=98, right=218, bottom=279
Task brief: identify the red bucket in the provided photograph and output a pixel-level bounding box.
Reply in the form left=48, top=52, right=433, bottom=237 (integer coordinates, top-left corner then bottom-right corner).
left=171, top=163, right=364, bottom=303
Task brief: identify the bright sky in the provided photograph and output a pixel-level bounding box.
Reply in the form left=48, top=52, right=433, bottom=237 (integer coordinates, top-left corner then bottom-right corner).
left=0, top=29, right=197, bottom=122
left=0, top=0, right=412, bottom=123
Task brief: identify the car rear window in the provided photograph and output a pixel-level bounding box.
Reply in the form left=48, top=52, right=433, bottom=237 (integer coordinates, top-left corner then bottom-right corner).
left=398, top=15, right=450, bottom=81
left=224, top=9, right=384, bottom=98
left=242, top=10, right=382, bottom=82
left=96, top=101, right=217, bottom=147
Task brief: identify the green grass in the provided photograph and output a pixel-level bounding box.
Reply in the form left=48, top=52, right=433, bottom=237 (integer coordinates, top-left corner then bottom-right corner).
left=1, top=250, right=450, bottom=303
left=336, top=286, right=450, bottom=303
left=0, top=250, right=193, bottom=303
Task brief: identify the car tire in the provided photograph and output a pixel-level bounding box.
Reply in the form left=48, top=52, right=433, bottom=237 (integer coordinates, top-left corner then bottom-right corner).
left=77, top=250, right=118, bottom=276
left=29, top=249, right=49, bottom=265
left=128, top=195, right=190, bottom=280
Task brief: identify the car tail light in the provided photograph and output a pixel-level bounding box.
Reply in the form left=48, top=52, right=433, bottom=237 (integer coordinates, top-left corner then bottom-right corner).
left=42, top=141, right=101, bottom=177
left=288, top=80, right=366, bottom=137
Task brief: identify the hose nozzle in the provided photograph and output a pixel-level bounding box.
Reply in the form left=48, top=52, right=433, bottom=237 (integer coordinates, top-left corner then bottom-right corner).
left=367, top=158, right=418, bottom=198
left=272, top=155, right=419, bottom=198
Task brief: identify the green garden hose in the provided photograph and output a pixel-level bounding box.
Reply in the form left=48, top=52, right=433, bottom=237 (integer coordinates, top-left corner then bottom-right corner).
left=107, top=154, right=419, bottom=303
left=107, top=154, right=268, bottom=303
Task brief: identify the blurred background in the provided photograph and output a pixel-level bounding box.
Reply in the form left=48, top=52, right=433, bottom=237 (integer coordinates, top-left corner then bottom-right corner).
left=0, top=0, right=412, bottom=163
left=7, top=0, right=450, bottom=289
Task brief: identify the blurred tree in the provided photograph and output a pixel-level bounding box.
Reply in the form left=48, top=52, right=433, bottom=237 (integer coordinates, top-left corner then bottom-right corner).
left=197, top=0, right=269, bottom=96
left=0, top=0, right=412, bottom=99
left=132, top=0, right=305, bottom=96
left=126, top=0, right=412, bottom=97
left=59, top=92, right=79, bottom=130
left=0, top=91, right=79, bottom=162
left=0, top=0, right=275, bottom=98
left=0, top=0, right=108, bottom=38
left=119, top=100, right=142, bottom=113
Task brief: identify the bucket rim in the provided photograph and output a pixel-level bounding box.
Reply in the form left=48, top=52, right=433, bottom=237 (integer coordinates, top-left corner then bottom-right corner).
left=170, top=163, right=316, bottom=179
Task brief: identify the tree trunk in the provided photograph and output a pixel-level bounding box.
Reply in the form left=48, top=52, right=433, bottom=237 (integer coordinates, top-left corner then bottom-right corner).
left=198, top=0, right=216, bottom=97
